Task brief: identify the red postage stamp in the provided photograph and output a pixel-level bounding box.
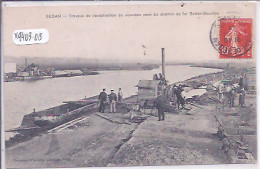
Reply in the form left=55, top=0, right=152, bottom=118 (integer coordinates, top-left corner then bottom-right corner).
left=219, top=18, right=252, bottom=59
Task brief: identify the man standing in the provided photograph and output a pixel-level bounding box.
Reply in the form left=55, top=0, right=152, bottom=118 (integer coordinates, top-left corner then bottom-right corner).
left=172, top=85, right=177, bottom=101
left=179, top=89, right=186, bottom=109
left=159, top=73, right=165, bottom=81
left=239, top=88, right=246, bottom=107
left=153, top=74, right=159, bottom=80
left=109, top=89, right=117, bottom=113
left=239, top=75, right=244, bottom=89
left=98, top=88, right=107, bottom=113
left=226, top=84, right=232, bottom=105
left=218, top=82, right=224, bottom=103
left=175, top=85, right=183, bottom=110
left=155, top=91, right=167, bottom=121
left=230, top=88, right=236, bottom=107
left=118, top=88, right=123, bottom=103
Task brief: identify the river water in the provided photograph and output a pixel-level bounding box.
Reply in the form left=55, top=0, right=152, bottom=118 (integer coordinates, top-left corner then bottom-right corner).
left=4, top=65, right=222, bottom=140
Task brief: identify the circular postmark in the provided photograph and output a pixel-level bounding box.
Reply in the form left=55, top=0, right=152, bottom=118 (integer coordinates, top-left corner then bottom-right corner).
left=210, top=17, right=253, bottom=59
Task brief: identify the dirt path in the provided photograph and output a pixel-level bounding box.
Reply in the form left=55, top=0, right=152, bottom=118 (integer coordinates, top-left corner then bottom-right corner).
left=109, top=105, right=230, bottom=166
left=6, top=98, right=255, bottom=168
left=6, top=113, right=139, bottom=168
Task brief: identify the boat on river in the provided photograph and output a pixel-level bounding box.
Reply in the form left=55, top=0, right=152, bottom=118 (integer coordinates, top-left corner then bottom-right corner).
left=6, top=97, right=99, bottom=134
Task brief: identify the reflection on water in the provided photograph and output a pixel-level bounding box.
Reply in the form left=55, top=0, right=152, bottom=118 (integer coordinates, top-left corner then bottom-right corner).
left=4, top=65, right=222, bottom=139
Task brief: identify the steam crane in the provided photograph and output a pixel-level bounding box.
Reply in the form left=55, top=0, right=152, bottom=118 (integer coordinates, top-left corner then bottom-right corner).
left=135, top=48, right=169, bottom=112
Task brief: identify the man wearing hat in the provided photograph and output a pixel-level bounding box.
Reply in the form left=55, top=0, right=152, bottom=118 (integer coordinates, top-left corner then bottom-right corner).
left=109, top=89, right=117, bottom=113
left=155, top=91, right=167, bottom=121
left=98, top=88, right=107, bottom=113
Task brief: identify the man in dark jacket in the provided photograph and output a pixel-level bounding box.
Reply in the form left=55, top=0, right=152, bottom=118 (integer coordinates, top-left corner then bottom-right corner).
left=175, top=86, right=182, bottom=109
left=98, top=88, right=107, bottom=113
left=239, top=75, right=244, bottom=89
left=109, top=89, right=117, bottom=113
left=156, top=91, right=168, bottom=121
left=172, top=85, right=177, bottom=100
left=175, top=85, right=187, bottom=110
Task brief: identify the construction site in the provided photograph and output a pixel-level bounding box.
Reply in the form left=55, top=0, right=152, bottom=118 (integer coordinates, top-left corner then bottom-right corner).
left=5, top=50, right=257, bottom=168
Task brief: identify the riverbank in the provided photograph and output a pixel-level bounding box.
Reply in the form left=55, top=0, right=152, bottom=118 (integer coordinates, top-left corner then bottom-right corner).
left=4, top=63, right=159, bottom=82
left=5, top=66, right=256, bottom=168
left=190, top=62, right=256, bottom=70
left=4, top=65, right=221, bottom=137
left=4, top=71, right=99, bottom=82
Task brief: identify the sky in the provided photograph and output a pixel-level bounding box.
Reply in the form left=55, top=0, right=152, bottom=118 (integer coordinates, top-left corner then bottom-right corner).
left=2, top=2, right=255, bottom=63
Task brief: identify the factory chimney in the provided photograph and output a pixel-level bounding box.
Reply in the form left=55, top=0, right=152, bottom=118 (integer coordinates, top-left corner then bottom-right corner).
left=161, top=48, right=165, bottom=79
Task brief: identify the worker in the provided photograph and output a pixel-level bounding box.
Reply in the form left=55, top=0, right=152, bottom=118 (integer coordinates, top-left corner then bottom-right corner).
left=179, top=88, right=186, bottom=109
left=109, top=89, right=117, bottom=113
left=175, top=85, right=183, bottom=110
left=230, top=87, right=236, bottom=107
left=239, top=75, right=244, bottom=89
left=165, top=85, right=171, bottom=99
left=159, top=73, right=165, bottom=81
left=98, top=88, right=107, bottom=113
left=225, top=84, right=232, bottom=105
left=153, top=74, right=159, bottom=80
left=217, top=82, right=225, bottom=103
left=239, top=88, right=246, bottom=107
left=118, top=88, right=123, bottom=103
left=155, top=91, right=167, bottom=121
left=171, top=85, right=177, bottom=102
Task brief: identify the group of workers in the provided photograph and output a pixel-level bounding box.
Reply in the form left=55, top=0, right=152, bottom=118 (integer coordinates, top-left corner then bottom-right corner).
left=98, top=73, right=247, bottom=122
left=155, top=75, right=248, bottom=121
left=155, top=84, right=187, bottom=121
left=172, top=85, right=187, bottom=110
left=215, top=73, right=248, bottom=107
left=153, top=73, right=165, bottom=81
left=98, top=88, right=123, bottom=113
left=217, top=82, right=246, bottom=107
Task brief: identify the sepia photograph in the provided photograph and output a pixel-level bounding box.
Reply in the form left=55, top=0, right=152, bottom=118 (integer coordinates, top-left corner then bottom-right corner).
left=1, top=1, right=257, bottom=169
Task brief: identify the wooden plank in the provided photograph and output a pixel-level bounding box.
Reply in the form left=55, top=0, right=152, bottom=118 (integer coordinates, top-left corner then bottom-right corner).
left=63, top=100, right=98, bottom=105
left=95, top=113, right=131, bottom=125
left=186, top=107, right=200, bottom=115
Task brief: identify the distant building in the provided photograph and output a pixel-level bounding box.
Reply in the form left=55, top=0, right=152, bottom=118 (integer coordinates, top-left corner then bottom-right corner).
left=4, top=63, right=17, bottom=81
left=63, top=70, right=83, bottom=75
left=51, top=69, right=83, bottom=77
left=17, top=63, right=41, bottom=77
left=51, top=70, right=68, bottom=77
left=17, top=71, right=30, bottom=77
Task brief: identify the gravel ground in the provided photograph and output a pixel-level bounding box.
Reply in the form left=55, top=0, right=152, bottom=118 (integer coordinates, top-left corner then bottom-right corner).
left=6, top=114, right=139, bottom=168
left=109, top=104, right=230, bottom=166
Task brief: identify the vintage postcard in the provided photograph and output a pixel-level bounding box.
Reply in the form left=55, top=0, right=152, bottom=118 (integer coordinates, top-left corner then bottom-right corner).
left=1, top=1, right=257, bottom=169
